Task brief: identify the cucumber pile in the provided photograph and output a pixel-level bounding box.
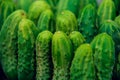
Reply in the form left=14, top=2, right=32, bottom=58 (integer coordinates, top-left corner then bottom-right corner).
left=0, top=0, right=120, bottom=80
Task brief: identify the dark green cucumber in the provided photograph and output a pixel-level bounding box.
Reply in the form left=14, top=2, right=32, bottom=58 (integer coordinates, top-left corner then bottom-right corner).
left=56, top=10, right=77, bottom=35
left=18, top=19, right=39, bottom=80
left=78, top=4, right=97, bottom=43
left=28, top=0, right=51, bottom=25
left=37, top=9, right=55, bottom=33
left=52, top=31, right=73, bottom=80
left=70, top=44, right=95, bottom=80
left=97, top=0, right=116, bottom=27
left=91, top=33, right=115, bottom=80
left=69, top=31, right=85, bottom=52
left=0, top=0, right=15, bottom=30
left=0, top=10, right=26, bottom=80
left=36, top=31, right=53, bottom=80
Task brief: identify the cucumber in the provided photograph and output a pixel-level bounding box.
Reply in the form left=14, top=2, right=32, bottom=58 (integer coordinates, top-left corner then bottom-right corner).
left=37, top=9, right=55, bottom=33
left=36, top=31, right=53, bottom=80
left=52, top=31, right=73, bottom=80
left=0, top=10, right=26, bottom=80
left=69, top=31, right=85, bottom=52
left=56, top=10, right=77, bottom=35
left=97, top=0, right=116, bottom=27
left=70, top=44, right=95, bottom=80
left=18, top=19, right=39, bottom=80
left=91, top=33, right=115, bottom=80
left=28, top=0, right=51, bottom=25
left=78, top=4, right=97, bottom=43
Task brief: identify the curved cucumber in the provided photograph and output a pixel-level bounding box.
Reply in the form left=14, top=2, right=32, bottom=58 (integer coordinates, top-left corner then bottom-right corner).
left=0, top=10, right=26, bottom=80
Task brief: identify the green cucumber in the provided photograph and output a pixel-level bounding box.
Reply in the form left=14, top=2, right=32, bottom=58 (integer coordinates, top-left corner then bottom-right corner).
left=99, top=20, right=120, bottom=53
left=37, top=9, right=55, bottom=33
left=56, top=10, right=77, bottom=35
left=18, top=19, right=39, bottom=80
left=52, top=31, right=73, bottom=80
left=0, top=10, right=26, bottom=80
left=69, top=31, right=85, bottom=52
left=36, top=30, right=53, bottom=80
left=28, top=0, right=51, bottom=25
left=70, top=44, right=95, bottom=80
left=91, top=33, right=115, bottom=80
left=78, top=4, right=97, bottom=43
left=97, top=0, right=116, bottom=27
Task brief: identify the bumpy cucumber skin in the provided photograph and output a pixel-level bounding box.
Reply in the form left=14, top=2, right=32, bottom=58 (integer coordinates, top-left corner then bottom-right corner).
left=78, top=4, right=97, bottom=43
left=99, top=20, right=120, bottom=53
left=69, top=31, right=85, bottom=52
left=91, top=33, right=115, bottom=80
left=57, top=0, right=80, bottom=17
left=70, top=44, right=95, bottom=80
left=0, top=0, right=15, bottom=30
left=97, top=0, right=116, bottom=27
left=0, top=10, right=26, bottom=80
left=37, top=9, right=55, bottom=33
left=28, top=0, right=51, bottom=25
left=36, top=31, right=53, bottom=80
left=52, top=31, right=73, bottom=80
left=56, top=10, right=77, bottom=35
left=18, top=19, right=39, bottom=80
